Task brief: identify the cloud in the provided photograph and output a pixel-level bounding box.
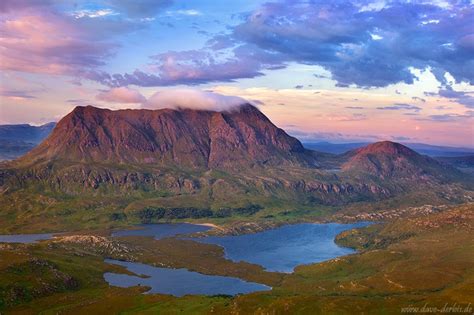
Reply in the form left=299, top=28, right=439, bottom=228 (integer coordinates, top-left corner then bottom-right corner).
left=94, top=46, right=284, bottom=87
left=0, top=13, right=116, bottom=75
left=392, top=136, right=411, bottom=141
left=231, top=1, right=474, bottom=87
left=143, top=89, right=249, bottom=112
left=377, top=103, right=422, bottom=112
left=288, top=129, right=417, bottom=144
left=166, top=9, right=202, bottom=16
left=96, top=87, right=146, bottom=103
left=0, top=0, right=51, bottom=13
left=97, top=1, right=473, bottom=88
left=0, top=1, right=149, bottom=80
left=71, top=9, right=118, bottom=19
left=67, top=99, right=88, bottom=104
left=286, top=129, right=381, bottom=143
left=411, top=96, right=426, bottom=102
left=438, top=87, right=474, bottom=108
left=108, top=0, right=173, bottom=18
left=0, top=88, right=36, bottom=100
left=325, top=113, right=367, bottom=121
left=3, top=0, right=472, bottom=92
left=416, top=111, right=474, bottom=122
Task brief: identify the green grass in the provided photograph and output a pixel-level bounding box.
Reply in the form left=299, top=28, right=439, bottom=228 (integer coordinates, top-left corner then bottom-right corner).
left=1, top=204, right=473, bottom=314
left=2, top=158, right=472, bottom=233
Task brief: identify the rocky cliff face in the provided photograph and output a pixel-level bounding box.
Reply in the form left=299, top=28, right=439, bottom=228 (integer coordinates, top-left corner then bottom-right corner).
left=18, top=105, right=314, bottom=169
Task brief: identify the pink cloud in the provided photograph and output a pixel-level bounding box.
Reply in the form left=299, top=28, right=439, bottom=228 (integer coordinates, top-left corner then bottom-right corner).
left=0, top=13, right=115, bottom=76
left=96, top=87, right=146, bottom=103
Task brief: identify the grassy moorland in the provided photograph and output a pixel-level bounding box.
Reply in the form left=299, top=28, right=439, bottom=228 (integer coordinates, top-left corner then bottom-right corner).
left=0, top=163, right=471, bottom=234
left=1, top=203, right=472, bottom=314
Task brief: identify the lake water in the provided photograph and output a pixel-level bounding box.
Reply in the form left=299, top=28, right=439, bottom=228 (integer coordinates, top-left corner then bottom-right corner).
left=196, top=222, right=369, bottom=272
left=111, top=221, right=369, bottom=273
left=112, top=223, right=210, bottom=239
left=104, top=259, right=270, bottom=296
left=0, top=233, right=54, bottom=243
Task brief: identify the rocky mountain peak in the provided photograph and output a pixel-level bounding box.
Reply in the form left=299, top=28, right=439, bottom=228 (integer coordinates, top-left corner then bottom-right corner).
left=17, top=104, right=315, bottom=170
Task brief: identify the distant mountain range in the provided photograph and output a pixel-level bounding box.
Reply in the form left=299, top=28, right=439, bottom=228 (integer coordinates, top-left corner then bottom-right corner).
left=0, top=122, right=55, bottom=161
left=0, top=122, right=56, bottom=143
left=0, top=105, right=472, bottom=231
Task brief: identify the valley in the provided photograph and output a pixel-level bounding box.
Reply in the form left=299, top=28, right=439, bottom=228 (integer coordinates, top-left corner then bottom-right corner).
left=0, top=105, right=472, bottom=313
left=0, top=203, right=472, bottom=314
left=0, top=106, right=472, bottom=234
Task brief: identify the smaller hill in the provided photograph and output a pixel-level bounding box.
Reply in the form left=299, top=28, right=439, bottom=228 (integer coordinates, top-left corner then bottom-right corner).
left=341, top=141, right=460, bottom=181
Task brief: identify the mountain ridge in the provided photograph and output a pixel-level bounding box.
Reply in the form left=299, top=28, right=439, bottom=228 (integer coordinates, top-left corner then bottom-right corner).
left=0, top=104, right=472, bottom=232
left=16, top=104, right=315, bottom=170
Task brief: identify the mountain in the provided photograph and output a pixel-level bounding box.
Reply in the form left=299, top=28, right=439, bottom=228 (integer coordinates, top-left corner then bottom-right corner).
left=303, top=141, right=474, bottom=157
left=0, top=122, right=56, bottom=144
left=0, top=106, right=472, bottom=232
left=0, top=122, right=56, bottom=161
left=17, top=105, right=315, bottom=169
left=341, top=141, right=459, bottom=180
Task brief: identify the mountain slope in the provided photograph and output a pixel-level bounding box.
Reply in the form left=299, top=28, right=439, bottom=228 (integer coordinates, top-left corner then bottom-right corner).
left=17, top=105, right=315, bottom=169
left=0, top=107, right=472, bottom=232
left=341, top=141, right=460, bottom=181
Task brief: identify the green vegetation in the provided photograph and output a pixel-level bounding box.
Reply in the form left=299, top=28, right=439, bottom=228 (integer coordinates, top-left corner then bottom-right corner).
left=1, top=143, right=472, bottom=234
left=1, top=204, right=472, bottom=314
left=135, top=204, right=263, bottom=223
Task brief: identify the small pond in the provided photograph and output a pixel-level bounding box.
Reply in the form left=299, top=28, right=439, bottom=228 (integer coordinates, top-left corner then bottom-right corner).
left=111, top=223, right=210, bottom=240
left=0, top=233, right=54, bottom=243
left=104, top=259, right=270, bottom=296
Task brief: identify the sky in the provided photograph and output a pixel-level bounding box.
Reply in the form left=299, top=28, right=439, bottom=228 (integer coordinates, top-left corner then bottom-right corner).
left=0, top=0, right=473, bottom=147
